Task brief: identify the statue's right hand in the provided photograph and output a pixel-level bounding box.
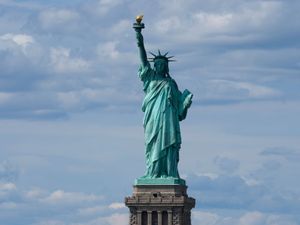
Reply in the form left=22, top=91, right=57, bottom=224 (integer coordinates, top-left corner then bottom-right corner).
left=136, top=31, right=144, bottom=45
left=134, top=27, right=142, bottom=33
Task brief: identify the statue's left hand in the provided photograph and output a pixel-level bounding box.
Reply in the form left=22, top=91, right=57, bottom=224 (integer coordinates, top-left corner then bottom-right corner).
left=183, top=93, right=193, bottom=109
left=185, top=99, right=192, bottom=108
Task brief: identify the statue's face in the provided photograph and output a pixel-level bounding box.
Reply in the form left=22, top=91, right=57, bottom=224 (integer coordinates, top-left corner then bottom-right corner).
left=154, top=59, right=168, bottom=75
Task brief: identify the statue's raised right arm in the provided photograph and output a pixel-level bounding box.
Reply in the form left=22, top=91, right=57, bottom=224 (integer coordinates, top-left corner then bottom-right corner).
left=134, top=28, right=148, bottom=68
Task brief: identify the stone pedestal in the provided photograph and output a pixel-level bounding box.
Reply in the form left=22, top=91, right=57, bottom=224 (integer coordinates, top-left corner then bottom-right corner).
left=125, top=184, right=195, bottom=225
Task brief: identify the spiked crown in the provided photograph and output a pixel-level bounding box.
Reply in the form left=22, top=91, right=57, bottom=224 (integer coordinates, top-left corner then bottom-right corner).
left=148, top=49, right=175, bottom=62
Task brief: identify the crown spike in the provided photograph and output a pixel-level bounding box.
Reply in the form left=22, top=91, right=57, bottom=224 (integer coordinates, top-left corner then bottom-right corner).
left=148, top=50, right=176, bottom=62
left=149, top=52, right=156, bottom=57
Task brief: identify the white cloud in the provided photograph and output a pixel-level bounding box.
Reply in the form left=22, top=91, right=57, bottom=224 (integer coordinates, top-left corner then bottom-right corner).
left=193, top=211, right=220, bottom=225
left=214, top=156, right=240, bottom=173
left=0, top=33, right=45, bottom=65
left=261, top=147, right=300, bottom=162
left=240, top=176, right=260, bottom=187
left=57, top=91, right=81, bottom=109
left=192, top=12, right=233, bottom=33
left=50, top=48, right=90, bottom=73
left=196, top=172, right=219, bottom=180
left=87, top=0, right=123, bottom=16
left=57, top=88, right=140, bottom=110
left=36, top=213, right=128, bottom=225
left=0, top=182, right=16, bottom=191
left=234, top=82, right=279, bottom=98
left=239, top=211, right=266, bottom=225
left=0, top=182, right=17, bottom=200
left=153, top=1, right=283, bottom=44
left=105, top=213, right=128, bottom=225
left=25, top=187, right=48, bottom=199
left=33, top=220, right=66, bottom=225
left=201, top=80, right=280, bottom=101
left=0, top=0, right=42, bottom=10
left=192, top=210, right=299, bottom=225
left=154, top=16, right=182, bottom=34
left=96, top=40, right=137, bottom=64
left=266, top=215, right=299, bottom=225
left=78, top=205, right=106, bottom=216
left=108, top=202, right=125, bottom=210
left=187, top=173, right=300, bottom=213
left=0, top=1, right=299, bottom=224
left=39, top=9, right=79, bottom=29
left=0, top=33, right=35, bottom=56
left=110, top=19, right=131, bottom=34
left=97, top=41, right=120, bottom=60
left=41, top=190, right=103, bottom=204
left=0, top=33, right=34, bottom=48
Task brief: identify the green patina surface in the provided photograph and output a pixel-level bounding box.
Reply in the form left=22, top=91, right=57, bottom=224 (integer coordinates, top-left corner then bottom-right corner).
left=135, top=177, right=186, bottom=185
left=133, top=17, right=193, bottom=184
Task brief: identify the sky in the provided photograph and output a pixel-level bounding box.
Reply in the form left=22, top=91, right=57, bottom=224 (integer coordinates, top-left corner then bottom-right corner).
left=0, top=0, right=300, bottom=224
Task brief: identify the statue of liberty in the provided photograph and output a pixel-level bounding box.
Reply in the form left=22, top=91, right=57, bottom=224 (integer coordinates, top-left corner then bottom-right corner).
left=133, top=16, right=193, bottom=184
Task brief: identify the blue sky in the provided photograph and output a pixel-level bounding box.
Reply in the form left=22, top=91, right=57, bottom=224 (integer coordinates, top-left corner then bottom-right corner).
left=0, top=0, right=300, bottom=224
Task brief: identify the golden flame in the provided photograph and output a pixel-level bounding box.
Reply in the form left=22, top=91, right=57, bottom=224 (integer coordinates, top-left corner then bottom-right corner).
left=136, top=15, right=143, bottom=24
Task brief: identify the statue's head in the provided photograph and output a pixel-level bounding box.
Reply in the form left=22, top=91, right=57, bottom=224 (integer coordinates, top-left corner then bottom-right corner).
left=154, top=58, right=169, bottom=75
left=149, top=50, right=175, bottom=77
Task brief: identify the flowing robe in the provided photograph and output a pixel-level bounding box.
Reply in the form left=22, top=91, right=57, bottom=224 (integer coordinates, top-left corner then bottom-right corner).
left=139, top=63, right=192, bottom=178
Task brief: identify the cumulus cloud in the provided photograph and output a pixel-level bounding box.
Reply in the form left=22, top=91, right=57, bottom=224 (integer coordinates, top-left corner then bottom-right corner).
left=0, top=183, right=129, bottom=225
left=78, top=205, right=106, bottom=216
left=261, top=147, right=300, bottom=162
left=0, top=0, right=298, bottom=119
left=83, top=0, right=124, bottom=16
left=0, top=33, right=34, bottom=48
left=108, top=202, right=125, bottom=210
left=50, top=47, right=91, bottom=73
left=32, top=220, right=66, bottom=225
left=25, top=187, right=48, bottom=199
left=239, top=211, right=266, bottom=225
left=41, top=190, right=103, bottom=204
left=154, top=0, right=291, bottom=46
left=192, top=211, right=220, bottom=225
left=192, top=210, right=298, bottom=225
left=33, top=213, right=128, bottom=225
left=214, top=156, right=240, bottom=174
left=0, top=1, right=299, bottom=225
left=0, top=182, right=16, bottom=192
left=96, top=41, right=120, bottom=60
left=0, top=0, right=42, bottom=10
left=0, top=182, right=18, bottom=205
left=39, top=9, right=79, bottom=26
left=0, top=33, right=35, bottom=61
left=194, top=79, right=282, bottom=105
left=57, top=88, right=140, bottom=111
left=105, top=213, right=128, bottom=225
left=187, top=173, right=300, bottom=213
